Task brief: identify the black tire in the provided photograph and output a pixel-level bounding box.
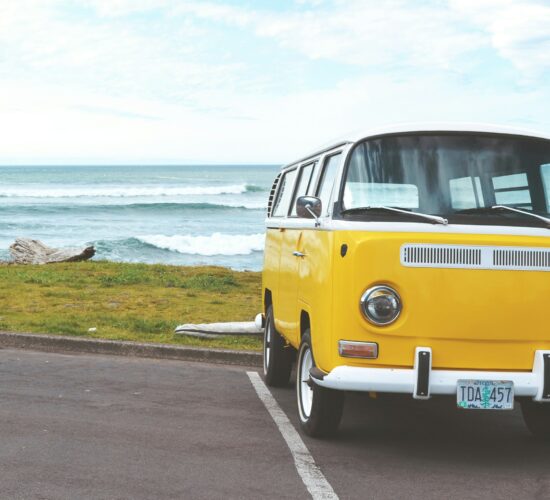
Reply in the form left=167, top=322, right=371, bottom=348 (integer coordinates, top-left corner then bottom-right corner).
left=263, top=306, right=293, bottom=387
left=296, top=331, right=344, bottom=437
left=521, top=399, right=550, bottom=439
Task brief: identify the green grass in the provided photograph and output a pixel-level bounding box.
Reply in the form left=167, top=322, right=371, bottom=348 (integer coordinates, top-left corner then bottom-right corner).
left=0, top=262, right=262, bottom=351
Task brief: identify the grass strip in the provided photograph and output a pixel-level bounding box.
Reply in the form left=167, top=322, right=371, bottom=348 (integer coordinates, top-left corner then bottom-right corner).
left=0, top=261, right=262, bottom=351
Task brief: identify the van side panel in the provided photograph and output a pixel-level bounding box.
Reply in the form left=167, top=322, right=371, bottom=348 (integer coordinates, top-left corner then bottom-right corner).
left=331, top=230, right=550, bottom=372
left=297, top=229, right=334, bottom=370
left=262, top=228, right=282, bottom=315
left=263, top=225, right=335, bottom=359
left=274, top=229, right=304, bottom=345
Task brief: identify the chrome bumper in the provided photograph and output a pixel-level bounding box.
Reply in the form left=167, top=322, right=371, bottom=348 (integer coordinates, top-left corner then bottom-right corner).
left=313, top=348, right=550, bottom=402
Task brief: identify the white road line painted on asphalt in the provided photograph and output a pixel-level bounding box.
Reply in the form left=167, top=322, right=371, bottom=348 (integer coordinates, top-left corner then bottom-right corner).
left=247, top=371, right=339, bottom=500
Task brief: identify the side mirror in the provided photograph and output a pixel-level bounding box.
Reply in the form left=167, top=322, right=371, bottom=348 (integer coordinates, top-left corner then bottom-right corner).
left=296, top=196, right=322, bottom=222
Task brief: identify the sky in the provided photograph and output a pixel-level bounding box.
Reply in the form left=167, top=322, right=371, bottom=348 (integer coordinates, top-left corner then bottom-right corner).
left=0, top=0, right=549, bottom=165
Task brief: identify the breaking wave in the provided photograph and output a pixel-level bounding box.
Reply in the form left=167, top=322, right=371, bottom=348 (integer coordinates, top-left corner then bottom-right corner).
left=0, top=201, right=266, bottom=213
left=137, top=233, right=265, bottom=256
left=0, top=184, right=264, bottom=198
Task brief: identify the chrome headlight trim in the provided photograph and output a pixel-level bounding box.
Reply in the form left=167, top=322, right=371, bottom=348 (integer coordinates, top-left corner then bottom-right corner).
left=360, top=285, right=402, bottom=326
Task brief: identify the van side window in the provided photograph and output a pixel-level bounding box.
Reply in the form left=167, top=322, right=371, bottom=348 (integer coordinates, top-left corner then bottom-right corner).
left=306, top=162, right=321, bottom=195
left=291, top=162, right=315, bottom=216
left=272, top=169, right=297, bottom=217
left=542, top=164, right=550, bottom=209
left=316, top=153, right=342, bottom=215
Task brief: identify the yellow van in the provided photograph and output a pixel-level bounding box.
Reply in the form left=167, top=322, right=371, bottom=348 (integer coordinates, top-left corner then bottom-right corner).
left=261, top=125, right=550, bottom=437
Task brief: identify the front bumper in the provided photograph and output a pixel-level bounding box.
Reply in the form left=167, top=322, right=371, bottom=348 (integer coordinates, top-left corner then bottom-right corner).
left=313, top=348, right=550, bottom=402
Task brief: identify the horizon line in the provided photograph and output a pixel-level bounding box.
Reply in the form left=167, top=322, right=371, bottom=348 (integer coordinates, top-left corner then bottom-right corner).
left=0, top=163, right=283, bottom=167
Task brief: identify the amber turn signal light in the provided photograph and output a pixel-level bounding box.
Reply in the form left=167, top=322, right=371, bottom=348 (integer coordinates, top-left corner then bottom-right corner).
left=338, top=340, right=378, bottom=359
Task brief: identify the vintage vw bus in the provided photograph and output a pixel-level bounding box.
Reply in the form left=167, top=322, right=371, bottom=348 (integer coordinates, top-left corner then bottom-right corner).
left=261, top=124, right=550, bottom=437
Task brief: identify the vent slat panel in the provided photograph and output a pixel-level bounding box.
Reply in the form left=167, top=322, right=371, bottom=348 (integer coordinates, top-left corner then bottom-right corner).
left=401, top=244, right=550, bottom=271
left=266, top=173, right=281, bottom=217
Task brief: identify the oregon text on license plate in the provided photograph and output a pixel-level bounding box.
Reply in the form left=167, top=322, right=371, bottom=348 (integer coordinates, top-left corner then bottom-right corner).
left=457, top=380, right=514, bottom=410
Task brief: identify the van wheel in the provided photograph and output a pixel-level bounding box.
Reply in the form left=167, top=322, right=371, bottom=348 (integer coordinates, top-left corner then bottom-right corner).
left=521, top=399, right=550, bottom=439
left=297, top=331, right=344, bottom=437
left=263, top=306, right=293, bottom=387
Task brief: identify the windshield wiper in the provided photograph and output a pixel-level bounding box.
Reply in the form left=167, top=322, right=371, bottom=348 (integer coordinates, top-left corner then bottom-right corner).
left=493, top=205, right=550, bottom=228
left=455, top=206, right=550, bottom=229
left=341, top=206, right=448, bottom=225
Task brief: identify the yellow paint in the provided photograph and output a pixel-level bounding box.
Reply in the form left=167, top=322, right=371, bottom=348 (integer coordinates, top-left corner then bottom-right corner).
left=263, top=228, right=550, bottom=374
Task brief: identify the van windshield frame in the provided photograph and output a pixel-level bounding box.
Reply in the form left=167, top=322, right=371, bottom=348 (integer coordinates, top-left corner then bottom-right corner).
left=334, top=132, right=550, bottom=228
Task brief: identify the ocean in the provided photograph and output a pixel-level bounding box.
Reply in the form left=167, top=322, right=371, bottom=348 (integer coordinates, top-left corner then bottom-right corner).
left=0, top=165, right=280, bottom=271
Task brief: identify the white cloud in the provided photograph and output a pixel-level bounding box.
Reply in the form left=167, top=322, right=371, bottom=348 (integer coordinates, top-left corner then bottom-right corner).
left=0, top=0, right=245, bottom=103
left=0, top=0, right=549, bottom=164
left=84, top=0, right=253, bottom=26
left=449, top=0, right=550, bottom=77
left=174, top=2, right=253, bottom=27
left=1, top=71, right=547, bottom=165
left=166, top=0, right=486, bottom=71
left=251, top=0, right=485, bottom=70
left=84, top=0, right=171, bottom=18
left=175, top=0, right=550, bottom=78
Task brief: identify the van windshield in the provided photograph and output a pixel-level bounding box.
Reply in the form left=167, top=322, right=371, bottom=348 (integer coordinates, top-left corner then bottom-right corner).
left=340, top=133, right=550, bottom=227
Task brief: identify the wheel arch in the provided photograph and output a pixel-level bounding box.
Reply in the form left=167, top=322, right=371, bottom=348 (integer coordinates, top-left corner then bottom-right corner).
left=300, top=309, right=311, bottom=342
left=264, top=288, right=273, bottom=314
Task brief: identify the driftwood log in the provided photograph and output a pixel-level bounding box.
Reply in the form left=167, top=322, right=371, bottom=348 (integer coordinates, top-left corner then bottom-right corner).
left=9, top=238, right=95, bottom=265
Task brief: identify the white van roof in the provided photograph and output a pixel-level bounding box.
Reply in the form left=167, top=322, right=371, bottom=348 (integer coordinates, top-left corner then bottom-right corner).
left=285, top=123, right=550, bottom=169
left=344, top=122, right=550, bottom=144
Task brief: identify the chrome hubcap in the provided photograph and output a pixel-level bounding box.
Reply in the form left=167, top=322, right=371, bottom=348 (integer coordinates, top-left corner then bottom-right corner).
left=299, top=347, right=313, bottom=419
left=263, top=318, right=272, bottom=376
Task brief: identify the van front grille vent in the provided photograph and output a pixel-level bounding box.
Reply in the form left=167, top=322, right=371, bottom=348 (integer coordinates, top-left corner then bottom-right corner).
left=401, top=244, right=550, bottom=271
left=493, top=249, right=550, bottom=269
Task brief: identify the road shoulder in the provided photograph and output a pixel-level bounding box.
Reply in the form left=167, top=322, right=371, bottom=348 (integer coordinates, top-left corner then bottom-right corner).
left=0, top=331, right=261, bottom=366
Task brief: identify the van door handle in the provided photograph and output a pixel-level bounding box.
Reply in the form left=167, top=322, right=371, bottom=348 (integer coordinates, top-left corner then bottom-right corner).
left=293, top=251, right=306, bottom=258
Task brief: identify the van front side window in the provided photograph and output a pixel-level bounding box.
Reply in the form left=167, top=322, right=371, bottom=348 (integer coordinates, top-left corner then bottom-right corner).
left=317, top=153, right=342, bottom=215
left=272, top=169, right=297, bottom=217
left=291, top=163, right=315, bottom=216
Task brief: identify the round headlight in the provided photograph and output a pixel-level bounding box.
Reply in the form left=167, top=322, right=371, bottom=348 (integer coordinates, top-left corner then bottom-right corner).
left=360, top=286, right=402, bottom=325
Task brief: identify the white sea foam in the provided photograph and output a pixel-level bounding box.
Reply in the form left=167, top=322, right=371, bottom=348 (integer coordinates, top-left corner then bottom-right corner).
left=138, top=233, right=265, bottom=256
left=0, top=184, right=251, bottom=198
left=219, top=201, right=266, bottom=210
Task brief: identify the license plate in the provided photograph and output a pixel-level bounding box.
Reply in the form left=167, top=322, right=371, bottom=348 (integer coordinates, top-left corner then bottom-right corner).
left=457, top=380, right=514, bottom=410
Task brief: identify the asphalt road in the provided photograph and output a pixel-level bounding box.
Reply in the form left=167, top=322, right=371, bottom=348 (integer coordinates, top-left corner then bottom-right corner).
left=0, top=349, right=548, bottom=500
